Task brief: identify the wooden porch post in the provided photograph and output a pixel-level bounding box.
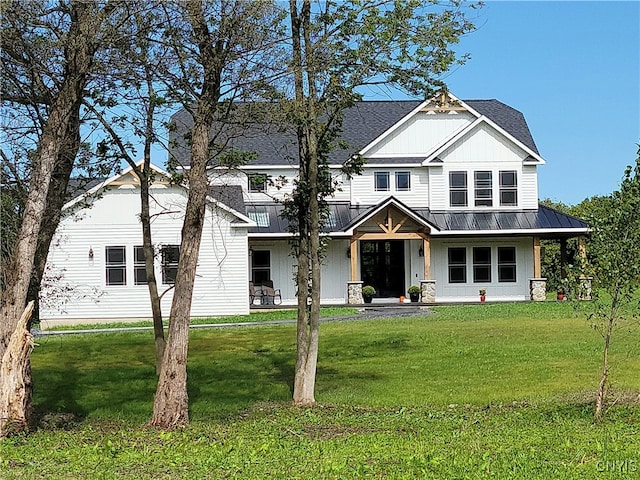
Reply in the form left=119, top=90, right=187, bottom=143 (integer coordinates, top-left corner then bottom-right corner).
left=578, top=236, right=587, bottom=264
left=533, top=236, right=541, bottom=278
left=350, top=238, right=358, bottom=281
left=423, top=236, right=431, bottom=279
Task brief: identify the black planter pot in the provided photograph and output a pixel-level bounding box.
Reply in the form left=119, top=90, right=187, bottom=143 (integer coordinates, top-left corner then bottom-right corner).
left=409, top=293, right=420, bottom=302
left=363, top=295, right=373, bottom=304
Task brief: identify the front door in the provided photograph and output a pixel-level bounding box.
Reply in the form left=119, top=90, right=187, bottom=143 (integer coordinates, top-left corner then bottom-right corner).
left=360, top=240, right=405, bottom=297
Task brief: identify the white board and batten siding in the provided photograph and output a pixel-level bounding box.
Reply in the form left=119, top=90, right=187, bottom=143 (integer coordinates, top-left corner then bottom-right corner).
left=431, top=237, right=534, bottom=302
left=41, top=185, right=250, bottom=323
left=250, top=238, right=351, bottom=305
left=366, top=111, right=475, bottom=158
left=429, top=124, right=539, bottom=210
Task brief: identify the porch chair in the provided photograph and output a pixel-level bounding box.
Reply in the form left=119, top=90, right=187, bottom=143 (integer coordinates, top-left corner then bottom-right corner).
left=249, top=281, right=257, bottom=305
left=260, top=280, right=282, bottom=305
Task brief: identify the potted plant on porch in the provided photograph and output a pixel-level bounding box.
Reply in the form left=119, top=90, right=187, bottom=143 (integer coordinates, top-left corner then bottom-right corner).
left=557, top=287, right=565, bottom=301
left=479, top=289, right=487, bottom=302
left=362, top=285, right=376, bottom=304
left=407, top=285, right=421, bottom=302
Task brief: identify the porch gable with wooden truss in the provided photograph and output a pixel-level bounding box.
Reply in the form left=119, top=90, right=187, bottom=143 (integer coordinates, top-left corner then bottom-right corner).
left=343, top=198, right=438, bottom=297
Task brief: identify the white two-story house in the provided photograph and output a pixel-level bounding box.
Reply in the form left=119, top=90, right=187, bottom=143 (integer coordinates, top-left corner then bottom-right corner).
left=41, top=93, right=588, bottom=323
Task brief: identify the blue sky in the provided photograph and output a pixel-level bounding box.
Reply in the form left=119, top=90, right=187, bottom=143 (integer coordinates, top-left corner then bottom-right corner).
left=442, top=0, right=640, bottom=205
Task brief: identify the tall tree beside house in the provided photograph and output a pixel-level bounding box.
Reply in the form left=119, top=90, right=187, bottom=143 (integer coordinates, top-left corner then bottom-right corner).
left=283, top=0, right=479, bottom=406
left=0, top=1, right=119, bottom=323
left=0, top=0, right=121, bottom=437
left=149, top=0, right=285, bottom=428
left=85, top=2, right=175, bottom=375
left=584, top=148, right=640, bottom=420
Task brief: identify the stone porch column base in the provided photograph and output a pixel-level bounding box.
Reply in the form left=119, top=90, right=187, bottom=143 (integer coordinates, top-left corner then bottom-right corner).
left=529, top=278, right=547, bottom=302
left=579, top=276, right=593, bottom=300
left=347, top=281, right=364, bottom=304
left=420, top=279, right=436, bottom=303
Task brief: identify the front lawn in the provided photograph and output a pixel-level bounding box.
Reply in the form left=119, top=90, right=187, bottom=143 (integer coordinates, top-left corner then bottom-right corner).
left=3, top=302, right=639, bottom=479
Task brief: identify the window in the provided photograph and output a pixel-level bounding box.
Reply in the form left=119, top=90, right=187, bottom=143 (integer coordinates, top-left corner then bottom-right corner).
left=374, top=172, right=390, bottom=191
left=105, top=246, right=126, bottom=286
left=395, top=171, right=411, bottom=191
left=248, top=210, right=270, bottom=227
left=449, top=171, right=467, bottom=207
left=251, top=250, right=271, bottom=285
left=473, top=247, right=491, bottom=283
left=500, top=171, right=518, bottom=206
left=161, top=245, right=180, bottom=284
left=325, top=209, right=337, bottom=229
left=474, top=171, right=493, bottom=207
left=248, top=173, right=267, bottom=193
left=134, top=246, right=148, bottom=285
left=498, top=247, right=517, bottom=282
left=448, top=247, right=467, bottom=283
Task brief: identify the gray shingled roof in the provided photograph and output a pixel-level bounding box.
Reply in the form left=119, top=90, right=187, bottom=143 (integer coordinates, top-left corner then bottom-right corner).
left=245, top=202, right=588, bottom=236
left=465, top=100, right=539, bottom=154
left=169, top=99, right=539, bottom=167
left=208, top=185, right=245, bottom=214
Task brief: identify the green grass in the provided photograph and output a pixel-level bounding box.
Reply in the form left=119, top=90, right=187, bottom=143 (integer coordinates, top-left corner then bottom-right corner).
left=3, top=302, right=640, bottom=479
left=44, top=306, right=359, bottom=331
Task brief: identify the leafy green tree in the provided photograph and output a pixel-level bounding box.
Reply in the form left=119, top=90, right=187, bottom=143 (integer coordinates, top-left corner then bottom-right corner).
left=149, top=0, right=284, bottom=428
left=583, top=147, right=640, bottom=420
left=0, top=0, right=123, bottom=437
left=283, top=0, right=479, bottom=405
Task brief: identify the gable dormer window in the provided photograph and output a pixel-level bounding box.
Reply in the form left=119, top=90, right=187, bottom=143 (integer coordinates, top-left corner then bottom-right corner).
left=449, top=171, right=467, bottom=207
left=474, top=171, right=493, bottom=207
left=499, top=171, right=518, bottom=206
left=248, top=173, right=267, bottom=193
left=395, top=172, right=411, bottom=191
left=374, top=172, right=390, bottom=191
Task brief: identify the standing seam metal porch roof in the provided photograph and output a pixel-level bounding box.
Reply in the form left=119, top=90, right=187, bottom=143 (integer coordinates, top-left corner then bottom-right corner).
left=245, top=202, right=588, bottom=236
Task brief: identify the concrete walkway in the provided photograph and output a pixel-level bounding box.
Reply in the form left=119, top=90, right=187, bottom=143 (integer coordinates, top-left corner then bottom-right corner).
left=32, top=305, right=432, bottom=337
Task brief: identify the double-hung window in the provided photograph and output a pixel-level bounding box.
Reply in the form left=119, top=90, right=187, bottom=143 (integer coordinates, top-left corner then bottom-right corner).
left=161, top=245, right=180, bottom=284
left=449, top=171, right=468, bottom=207
left=395, top=171, right=410, bottom=191
left=251, top=250, right=271, bottom=285
left=248, top=173, right=267, bottom=193
left=448, top=247, right=467, bottom=283
left=499, top=171, right=518, bottom=206
left=474, top=171, right=493, bottom=207
left=105, top=246, right=126, bottom=286
left=374, top=172, right=390, bottom=191
left=498, top=247, right=517, bottom=282
left=134, top=246, right=148, bottom=285
left=473, top=247, right=491, bottom=283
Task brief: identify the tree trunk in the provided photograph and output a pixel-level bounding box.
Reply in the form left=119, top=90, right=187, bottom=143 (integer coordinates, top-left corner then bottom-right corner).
left=0, top=2, right=110, bottom=431
left=594, top=316, right=614, bottom=420
left=290, top=0, right=320, bottom=406
left=150, top=0, right=219, bottom=428
left=26, top=100, right=82, bottom=326
left=140, top=174, right=165, bottom=375
left=0, top=301, right=35, bottom=437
